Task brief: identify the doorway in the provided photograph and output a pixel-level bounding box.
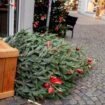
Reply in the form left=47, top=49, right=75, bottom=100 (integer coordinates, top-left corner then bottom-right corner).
left=0, top=0, right=18, bottom=37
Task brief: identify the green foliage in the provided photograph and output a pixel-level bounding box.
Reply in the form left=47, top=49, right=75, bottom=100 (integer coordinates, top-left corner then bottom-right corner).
left=6, top=30, right=94, bottom=101
left=33, top=0, right=68, bottom=37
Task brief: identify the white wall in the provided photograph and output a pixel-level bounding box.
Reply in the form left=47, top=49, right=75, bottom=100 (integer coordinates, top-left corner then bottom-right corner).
left=78, top=0, right=89, bottom=13
left=18, top=0, right=35, bottom=32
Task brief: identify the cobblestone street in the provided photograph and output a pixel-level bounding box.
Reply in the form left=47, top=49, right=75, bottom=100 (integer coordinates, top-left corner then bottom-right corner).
left=0, top=13, right=105, bottom=105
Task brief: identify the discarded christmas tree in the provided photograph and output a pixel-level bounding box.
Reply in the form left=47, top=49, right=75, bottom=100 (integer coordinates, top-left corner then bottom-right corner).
left=6, top=30, right=95, bottom=100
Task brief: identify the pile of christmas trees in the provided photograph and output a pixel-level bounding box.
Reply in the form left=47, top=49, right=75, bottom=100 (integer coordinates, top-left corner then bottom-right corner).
left=6, top=30, right=95, bottom=100
left=33, top=0, right=68, bottom=37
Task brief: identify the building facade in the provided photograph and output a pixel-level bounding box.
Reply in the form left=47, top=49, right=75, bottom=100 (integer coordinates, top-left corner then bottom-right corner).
left=0, top=0, right=105, bottom=37
left=0, top=0, right=34, bottom=37
left=78, top=0, right=105, bottom=19
left=65, top=0, right=105, bottom=19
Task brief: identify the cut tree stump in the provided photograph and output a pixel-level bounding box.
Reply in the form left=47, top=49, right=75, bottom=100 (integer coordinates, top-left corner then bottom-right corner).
left=0, top=40, right=19, bottom=99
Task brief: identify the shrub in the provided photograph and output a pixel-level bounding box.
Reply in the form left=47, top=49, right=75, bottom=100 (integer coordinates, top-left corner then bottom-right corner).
left=33, top=0, right=67, bottom=37
left=6, top=30, right=94, bottom=101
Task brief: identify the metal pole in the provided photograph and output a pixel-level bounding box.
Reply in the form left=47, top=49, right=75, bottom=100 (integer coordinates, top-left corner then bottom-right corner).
left=46, top=0, right=53, bottom=31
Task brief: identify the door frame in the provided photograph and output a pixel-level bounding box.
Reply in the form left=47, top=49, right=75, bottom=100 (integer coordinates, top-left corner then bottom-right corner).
left=8, top=0, right=19, bottom=36
left=8, top=0, right=15, bottom=36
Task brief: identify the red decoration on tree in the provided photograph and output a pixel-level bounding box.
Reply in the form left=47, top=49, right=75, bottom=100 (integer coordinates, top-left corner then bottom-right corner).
left=41, top=15, right=46, bottom=21
left=65, top=71, right=72, bottom=75
left=33, top=21, right=39, bottom=28
left=75, top=69, right=84, bottom=74
left=50, top=76, right=63, bottom=84
left=48, top=86, right=54, bottom=94
left=59, top=16, right=64, bottom=23
left=58, top=91, right=63, bottom=95
left=87, top=57, right=93, bottom=65
left=76, top=47, right=80, bottom=51
left=65, top=70, right=74, bottom=75
left=47, top=41, right=52, bottom=48
left=43, top=83, right=51, bottom=89
left=55, top=25, right=59, bottom=31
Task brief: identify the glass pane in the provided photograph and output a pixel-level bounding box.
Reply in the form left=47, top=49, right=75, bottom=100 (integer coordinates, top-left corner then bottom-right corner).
left=0, top=0, right=9, bottom=37
left=87, top=0, right=98, bottom=12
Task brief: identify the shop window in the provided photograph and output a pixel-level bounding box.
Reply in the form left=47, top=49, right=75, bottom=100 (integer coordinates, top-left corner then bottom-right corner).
left=96, top=0, right=105, bottom=18
left=87, top=0, right=98, bottom=12
left=87, top=0, right=105, bottom=18
left=65, top=0, right=79, bottom=11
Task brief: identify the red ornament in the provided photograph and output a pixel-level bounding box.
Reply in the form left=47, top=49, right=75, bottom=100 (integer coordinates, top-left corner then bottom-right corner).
left=48, top=86, right=54, bottom=94
left=50, top=76, right=63, bottom=84
left=65, top=71, right=72, bottom=75
left=58, top=91, right=63, bottom=95
left=33, top=21, right=39, bottom=28
left=76, top=47, right=80, bottom=51
left=55, top=25, right=59, bottom=31
left=43, top=83, right=51, bottom=89
left=75, top=69, right=84, bottom=74
left=65, top=70, right=74, bottom=75
left=59, top=16, right=63, bottom=23
left=47, top=41, right=52, bottom=48
left=87, top=57, right=93, bottom=65
left=41, top=15, right=46, bottom=20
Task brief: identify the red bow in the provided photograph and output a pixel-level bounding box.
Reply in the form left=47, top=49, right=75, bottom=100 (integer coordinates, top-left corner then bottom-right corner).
left=47, top=41, right=52, bottom=48
left=43, top=83, right=51, bottom=89
left=50, top=76, right=63, bottom=84
left=76, top=69, right=84, bottom=74
left=87, top=57, right=93, bottom=65
left=48, top=86, right=54, bottom=94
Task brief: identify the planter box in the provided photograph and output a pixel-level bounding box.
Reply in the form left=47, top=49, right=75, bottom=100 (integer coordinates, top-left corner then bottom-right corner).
left=0, top=40, right=19, bottom=99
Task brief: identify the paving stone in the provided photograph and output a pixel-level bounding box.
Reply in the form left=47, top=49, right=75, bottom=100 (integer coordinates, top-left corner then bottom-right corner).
left=0, top=102, right=6, bottom=105
left=68, top=99, right=77, bottom=105
left=101, top=88, right=105, bottom=93
left=94, top=101, right=102, bottom=105
left=74, top=95, right=81, bottom=101
left=101, top=94, right=105, bottom=98
left=91, top=96, right=98, bottom=102
left=86, top=92, right=93, bottom=97
left=54, top=100, right=62, bottom=105
left=93, top=90, right=103, bottom=96
left=98, top=96, right=105, bottom=104
left=46, top=100, right=55, bottom=105
left=86, top=100, right=95, bottom=105
left=73, top=89, right=80, bottom=94
left=78, top=100, right=86, bottom=105
left=62, top=99, right=71, bottom=105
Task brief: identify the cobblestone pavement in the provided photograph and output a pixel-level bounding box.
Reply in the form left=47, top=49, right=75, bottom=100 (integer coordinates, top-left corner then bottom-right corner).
left=1, top=13, right=105, bottom=105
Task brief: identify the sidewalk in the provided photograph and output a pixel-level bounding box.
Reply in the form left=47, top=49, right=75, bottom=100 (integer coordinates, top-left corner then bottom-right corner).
left=0, top=13, right=105, bottom=105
